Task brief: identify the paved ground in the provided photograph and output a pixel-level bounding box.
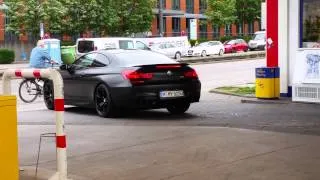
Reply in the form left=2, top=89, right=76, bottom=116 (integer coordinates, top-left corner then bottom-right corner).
left=1, top=58, right=318, bottom=179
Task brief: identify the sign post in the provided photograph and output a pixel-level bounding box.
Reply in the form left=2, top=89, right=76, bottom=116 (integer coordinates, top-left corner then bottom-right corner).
left=190, top=19, right=197, bottom=40
left=40, top=23, right=44, bottom=39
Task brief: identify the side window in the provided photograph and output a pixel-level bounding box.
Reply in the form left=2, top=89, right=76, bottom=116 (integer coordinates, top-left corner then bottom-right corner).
left=166, top=44, right=175, bottom=48
left=119, top=40, right=134, bottom=49
left=74, top=54, right=95, bottom=67
left=77, top=41, right=94, bottom=53
left=159, top=44, right=166, bottom=49
left=94, top=53, right=110, bottom=66
left=136, top=41, right=149, bottom=50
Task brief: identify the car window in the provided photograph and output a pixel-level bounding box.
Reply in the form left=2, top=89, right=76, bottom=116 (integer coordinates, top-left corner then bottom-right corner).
left=136, top=41, right=149, bottom=50
left=77, top=40, right=94, bottom=53
left=159, top=44, right=166, bottom=49
left=114, top=51, right=177, bottom=67
left=119, top=40, right=134, bottom=49
left=94, top=53, right=110, bottom=66
left=166, top=44, right=175, bottom=48
left=74, top=53, right=106, bottom=68
left=227, top=40, right=236, bottom=45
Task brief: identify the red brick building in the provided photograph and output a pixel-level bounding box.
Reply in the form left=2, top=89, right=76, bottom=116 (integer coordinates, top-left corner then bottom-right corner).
left=152, top=0, right=261, bottom=40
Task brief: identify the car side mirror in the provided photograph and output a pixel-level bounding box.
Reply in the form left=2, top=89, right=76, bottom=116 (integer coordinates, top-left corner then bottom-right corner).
left=60, top=64, right=68, bottom=70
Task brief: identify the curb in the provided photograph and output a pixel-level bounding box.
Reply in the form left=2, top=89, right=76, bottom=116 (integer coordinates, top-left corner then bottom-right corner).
left=241, top=98, right=291, bottom=104
left=180, top=51, right=265, bottom=64
left=209, top=89, right=256, bottom=99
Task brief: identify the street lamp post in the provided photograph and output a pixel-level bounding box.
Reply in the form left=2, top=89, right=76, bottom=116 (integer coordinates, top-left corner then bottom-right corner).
left=159, top=0, right=164, bottom=37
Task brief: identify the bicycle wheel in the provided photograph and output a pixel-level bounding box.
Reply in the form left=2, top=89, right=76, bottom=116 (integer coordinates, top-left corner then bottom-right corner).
left=19, top=79, right=40, bottom=103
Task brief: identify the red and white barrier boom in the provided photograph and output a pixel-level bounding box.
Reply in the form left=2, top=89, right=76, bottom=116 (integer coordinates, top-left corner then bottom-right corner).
left=2, top=68, right=69, bottom=180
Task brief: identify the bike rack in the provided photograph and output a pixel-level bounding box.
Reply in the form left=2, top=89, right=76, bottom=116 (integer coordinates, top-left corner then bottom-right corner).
left=2, top=68, right=69, bottom=180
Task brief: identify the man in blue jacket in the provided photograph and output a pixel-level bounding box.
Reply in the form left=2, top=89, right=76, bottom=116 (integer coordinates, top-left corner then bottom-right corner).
left=29, top=40, right=52, bottom=68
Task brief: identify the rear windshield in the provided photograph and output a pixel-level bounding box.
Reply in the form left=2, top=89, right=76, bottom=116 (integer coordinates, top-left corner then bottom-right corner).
left=78, top=40, right=94, bottom=53
left=113, top=51, right=177, bottom=67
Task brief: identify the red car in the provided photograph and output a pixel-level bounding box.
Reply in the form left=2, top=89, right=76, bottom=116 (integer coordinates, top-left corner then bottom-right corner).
left=224, top=39, right=249, bottom=53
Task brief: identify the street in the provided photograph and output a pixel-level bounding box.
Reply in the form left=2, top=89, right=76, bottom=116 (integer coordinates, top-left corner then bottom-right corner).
left=13, top=58, right=320, bottom=179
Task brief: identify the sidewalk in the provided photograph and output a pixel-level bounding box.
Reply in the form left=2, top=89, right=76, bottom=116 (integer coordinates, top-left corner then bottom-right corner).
left=19, top=125, right=320, bottom=180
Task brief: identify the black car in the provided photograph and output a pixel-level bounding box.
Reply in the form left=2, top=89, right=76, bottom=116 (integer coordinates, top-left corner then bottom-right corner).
left=43, top=49, right=201, bottom=117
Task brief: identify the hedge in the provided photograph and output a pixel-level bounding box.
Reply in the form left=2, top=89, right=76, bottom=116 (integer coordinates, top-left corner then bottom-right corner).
left=0, top=49, right=15, bottom=64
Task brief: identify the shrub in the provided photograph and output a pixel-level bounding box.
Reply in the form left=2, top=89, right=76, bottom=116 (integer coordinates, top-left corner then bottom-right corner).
left=219, top=36, right=233, bottom=43
left=0, top=49, right=15, bottom=64
left=189, top=40, right=197, bottom=47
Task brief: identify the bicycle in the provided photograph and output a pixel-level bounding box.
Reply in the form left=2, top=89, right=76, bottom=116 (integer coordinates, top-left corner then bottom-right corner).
left=18, top=60, right=59, bottom=103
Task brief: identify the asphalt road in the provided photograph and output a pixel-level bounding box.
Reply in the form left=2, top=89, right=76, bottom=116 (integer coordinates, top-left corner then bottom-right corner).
left=15, top=58, right=320, bottom=135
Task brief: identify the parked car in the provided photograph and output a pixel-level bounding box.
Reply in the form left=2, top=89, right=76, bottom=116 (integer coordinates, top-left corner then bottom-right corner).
left=186, top=41, right=225, bottom=57
left=224, top=39, right=249, bottom=53
left=76, top=37, right=150, bottom=57
left=248, top=31, right=266, bottom=50
left=150, top=43, right=186, bottom=60
left=43, top=49, right=201, bottom=117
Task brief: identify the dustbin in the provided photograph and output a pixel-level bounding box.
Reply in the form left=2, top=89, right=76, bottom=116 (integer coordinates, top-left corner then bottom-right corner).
left=255, top=67, right=280, bottom=99
left=43, top=39, right=62, bottom=65
left=61, top=46, right=76, bottom=64
left=0, top=96, right=19, bottom=179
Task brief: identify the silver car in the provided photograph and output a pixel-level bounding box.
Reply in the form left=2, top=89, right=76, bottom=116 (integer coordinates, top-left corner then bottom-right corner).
left=150, top=43, right=187, bottom=60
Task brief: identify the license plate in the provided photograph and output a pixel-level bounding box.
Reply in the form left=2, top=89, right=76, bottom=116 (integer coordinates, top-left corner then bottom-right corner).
left=160, top=90, right=184, bottom=98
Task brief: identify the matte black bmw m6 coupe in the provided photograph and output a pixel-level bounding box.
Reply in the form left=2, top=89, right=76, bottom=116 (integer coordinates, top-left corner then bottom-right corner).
left=43, top=49, right=201, bottom=117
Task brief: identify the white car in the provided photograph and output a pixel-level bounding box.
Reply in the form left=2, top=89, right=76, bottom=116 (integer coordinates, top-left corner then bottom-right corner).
left=150, top=43, right=186, bottom=60
left=186, top=41, right=225, bottom=57
left=248, top=31, right=266, bottom=50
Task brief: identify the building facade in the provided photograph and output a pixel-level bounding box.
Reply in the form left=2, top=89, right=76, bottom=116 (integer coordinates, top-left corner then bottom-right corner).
left=152, top=0, right=262, bottom=40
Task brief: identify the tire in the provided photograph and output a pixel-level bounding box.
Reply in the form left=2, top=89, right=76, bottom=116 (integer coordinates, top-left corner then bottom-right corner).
left=19, top=79, right=39, bottom=103
left=201, top=50, right=206, bottom=57
left=43, top=80, right=54, bottom=110
left=244, top=47, right=248, bottom=52
left=219, top=49, right=224, bottom=56
left=175, top=52, right=181, bottom=60
left=94, top=84, right=117, bottom=118
left=167, top=101, right=191, bottom=115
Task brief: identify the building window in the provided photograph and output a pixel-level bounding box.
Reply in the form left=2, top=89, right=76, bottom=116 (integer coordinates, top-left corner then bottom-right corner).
left=186, top=0, right=194, bottom=13
left=248, top=22, right=254, bottom=35
left=200, top=0, right=207, bottom=14
left=225, top=24, right=232, bottom=36
left=237, top=23, right=243, bottom=36
left=300, top=0, right=320, bottom=48
left=172, top=0, right=180, bottom=10
left=213, top=25, right=220, bottom=39
left=158, top=0, right=166, bottom=9
left=199, top=20, right=207, bottom=39
left=172, top=18, right=181, bottom=36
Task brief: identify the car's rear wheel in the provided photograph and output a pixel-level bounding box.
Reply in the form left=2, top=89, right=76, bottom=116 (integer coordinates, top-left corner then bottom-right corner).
left=94, top=84, right=116, bottom=118
left=43, top=80, right=54, bottom=110
left=201, top=50, right=206, bottom=57
left=167, top=101, right=190, bottom=115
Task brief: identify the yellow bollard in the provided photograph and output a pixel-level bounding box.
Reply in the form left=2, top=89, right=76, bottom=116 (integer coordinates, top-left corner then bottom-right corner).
left=255, top=67, right=280, bottom=99
left=0, top=96, right=18, bottom=180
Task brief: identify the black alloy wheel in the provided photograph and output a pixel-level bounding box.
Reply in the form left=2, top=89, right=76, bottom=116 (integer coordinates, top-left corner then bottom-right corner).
left=43, top=80, right=54, bottom=110
left=94, top=84, right=116, bottom=117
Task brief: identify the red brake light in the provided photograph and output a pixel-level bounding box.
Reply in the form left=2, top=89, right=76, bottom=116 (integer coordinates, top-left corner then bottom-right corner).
left=122, top=70, right=153, bottom=83
left=184, top=69, right=198, bottom=79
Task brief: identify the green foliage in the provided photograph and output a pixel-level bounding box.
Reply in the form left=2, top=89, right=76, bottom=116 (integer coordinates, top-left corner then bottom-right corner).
left=6, top=0, right=154, bottom=38
left=206, top=0, right=237, bottom=26
left=0, top=49, right=15, bottom=64
left=235, top=0, right=261, bottom=24
left=219, top=36, right=233, bottom=43
left=215, top=85, right=256, bottom=95
left=189, top=40, right=197, bottom=47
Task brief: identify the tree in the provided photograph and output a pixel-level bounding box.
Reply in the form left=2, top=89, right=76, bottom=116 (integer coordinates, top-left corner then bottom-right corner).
left=6, top=0, right=66, bottom=40
left=105, top=0, right=155, bottom=36
left=206, top=0, right=237, bottom=27
left=235, top=0, right=261, bottom=32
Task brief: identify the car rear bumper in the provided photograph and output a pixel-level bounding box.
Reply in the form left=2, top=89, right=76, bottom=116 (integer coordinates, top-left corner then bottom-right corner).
left=110, top=81, right=201, bottom=109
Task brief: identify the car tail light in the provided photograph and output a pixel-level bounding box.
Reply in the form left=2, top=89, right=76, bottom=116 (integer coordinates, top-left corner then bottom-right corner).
left=184, top=69, right=198, bottom=79
left=122, top=70, right=153, bottom=84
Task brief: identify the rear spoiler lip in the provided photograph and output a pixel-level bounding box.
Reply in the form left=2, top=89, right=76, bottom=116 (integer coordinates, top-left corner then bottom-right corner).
left=133, top=63, right=189, bottom=68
